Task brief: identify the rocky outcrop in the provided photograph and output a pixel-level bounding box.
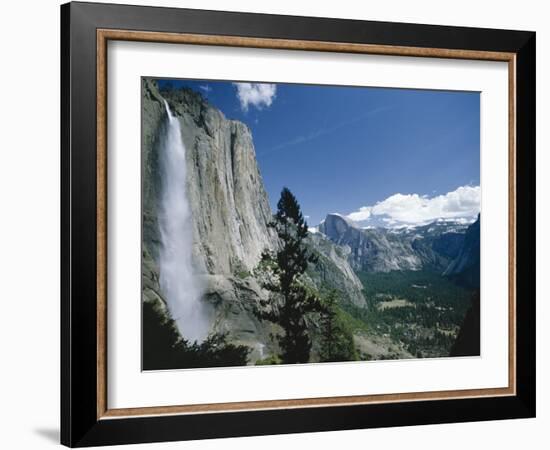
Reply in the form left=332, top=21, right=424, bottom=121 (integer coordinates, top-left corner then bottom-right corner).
left=306, top=232, right=366, bottom=307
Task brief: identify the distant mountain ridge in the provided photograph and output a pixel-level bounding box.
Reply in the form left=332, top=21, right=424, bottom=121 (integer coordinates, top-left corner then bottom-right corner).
left=317, top=213, right=472, bottom=273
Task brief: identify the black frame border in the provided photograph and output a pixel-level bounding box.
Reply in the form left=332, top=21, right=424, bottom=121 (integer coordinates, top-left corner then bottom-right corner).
left=61, top=2, right=536, bottom=447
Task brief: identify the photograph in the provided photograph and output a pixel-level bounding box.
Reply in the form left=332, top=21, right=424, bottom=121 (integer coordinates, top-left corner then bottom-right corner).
left=52, top=1, right=537, bottom=447
left=141, top=77, right=481, bottom=370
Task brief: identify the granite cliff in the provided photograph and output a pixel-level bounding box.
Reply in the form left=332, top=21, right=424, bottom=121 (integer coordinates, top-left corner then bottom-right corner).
left=443, top=215, right=481, bottom=288
left=141, top=79, right=365, bottom=362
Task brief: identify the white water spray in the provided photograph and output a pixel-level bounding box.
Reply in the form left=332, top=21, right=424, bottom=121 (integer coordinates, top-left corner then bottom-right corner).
left=158, top=99, right=210, bottom=342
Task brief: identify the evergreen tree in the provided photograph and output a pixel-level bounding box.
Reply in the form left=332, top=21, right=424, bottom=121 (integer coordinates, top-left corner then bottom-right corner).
left=319, top=290, right=357, bottom=362
left=320, top=290, right=338, bottom=361
left=255, top=187, right=323, bottom=364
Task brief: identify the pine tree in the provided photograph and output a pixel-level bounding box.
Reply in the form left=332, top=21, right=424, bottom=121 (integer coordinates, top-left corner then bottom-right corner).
left=254, top=187, right=323, bottom=364
left=320, top=290, right=338, bottom=361
left=319, top=289, right=357, bottom=362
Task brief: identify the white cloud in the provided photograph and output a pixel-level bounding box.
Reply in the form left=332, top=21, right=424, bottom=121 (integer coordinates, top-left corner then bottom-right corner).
left=346, top=185, right=480, bottom=227
left=199, top=84, right=212, bottom=93
left=347, top=206, right=371, bottom=222
left=233, top=82, right=277, bottom=112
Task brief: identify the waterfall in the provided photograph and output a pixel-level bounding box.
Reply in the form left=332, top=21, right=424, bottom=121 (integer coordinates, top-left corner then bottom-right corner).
left=157, top=99, right=210, bottom=342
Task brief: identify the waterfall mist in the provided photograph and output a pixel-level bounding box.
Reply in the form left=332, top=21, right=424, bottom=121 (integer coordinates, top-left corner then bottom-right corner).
left=157, top=99, right=211, bottom=342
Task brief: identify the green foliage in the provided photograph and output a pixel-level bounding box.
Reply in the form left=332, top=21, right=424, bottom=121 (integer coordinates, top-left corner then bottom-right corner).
left=349, top=270, right=476, bottom=358
left=234, top=268, right=250, bottom=280
left=254, top=355, right=282, bottom=365
left=319, top=290, right=357, bottom=362
left=232, top=258, right=250, bottom=279
left=142, top=302, right=250, bottom=370
left=254, top=187, right=324, bottom=364
left=358, top=270, right=471, bottom=310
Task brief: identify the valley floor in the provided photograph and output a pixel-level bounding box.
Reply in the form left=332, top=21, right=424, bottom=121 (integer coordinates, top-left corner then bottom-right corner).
left=342, top=270, right=475, bottom=360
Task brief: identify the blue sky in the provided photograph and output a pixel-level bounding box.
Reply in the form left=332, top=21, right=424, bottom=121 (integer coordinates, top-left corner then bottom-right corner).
left=156, top=79, right=480, bottom=228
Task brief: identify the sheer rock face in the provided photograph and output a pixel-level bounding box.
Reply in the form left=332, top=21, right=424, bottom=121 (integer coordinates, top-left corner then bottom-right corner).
left=443, top=215, right=480, bottom=288
left=141, top=79, right=366, bottom=361
left=142, top=79, right=276, bottom=360
left=143, top=79, right=275, bottom=275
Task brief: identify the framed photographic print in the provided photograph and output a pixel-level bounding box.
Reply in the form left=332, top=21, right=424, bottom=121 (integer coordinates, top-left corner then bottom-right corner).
left=60, top=1, right=536, bottom=447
